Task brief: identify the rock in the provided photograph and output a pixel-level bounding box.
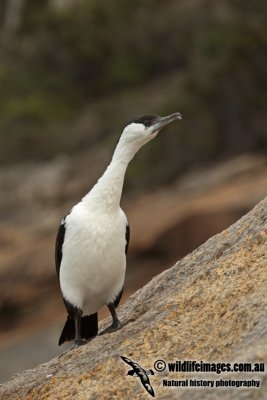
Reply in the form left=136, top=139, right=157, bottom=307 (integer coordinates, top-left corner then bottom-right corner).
left=0, top=196, right=266, bottom=399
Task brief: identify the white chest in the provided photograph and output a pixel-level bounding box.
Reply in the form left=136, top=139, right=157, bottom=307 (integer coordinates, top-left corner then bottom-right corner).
left=59, top=202, right=128, bottom=313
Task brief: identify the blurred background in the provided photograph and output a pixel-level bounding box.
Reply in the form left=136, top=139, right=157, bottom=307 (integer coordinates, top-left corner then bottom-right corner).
left=0, top=0, right=267, bottom=383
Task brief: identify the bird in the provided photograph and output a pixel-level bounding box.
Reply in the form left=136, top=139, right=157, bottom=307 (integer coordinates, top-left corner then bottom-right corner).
left=55, top=112, right=182, bottom=348
left=121, top=356, right=155, bottom=397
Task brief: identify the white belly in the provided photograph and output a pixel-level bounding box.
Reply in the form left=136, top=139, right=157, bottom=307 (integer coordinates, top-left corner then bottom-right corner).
left=59, top=203, right=127, bottom=315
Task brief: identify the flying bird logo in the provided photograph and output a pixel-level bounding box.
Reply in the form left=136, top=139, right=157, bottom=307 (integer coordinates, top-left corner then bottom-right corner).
left=121, top=356, right=155, bottom=397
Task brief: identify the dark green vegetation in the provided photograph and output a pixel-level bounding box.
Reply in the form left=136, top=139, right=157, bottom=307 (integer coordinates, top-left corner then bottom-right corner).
left=0, top=0, right=267, bottom=187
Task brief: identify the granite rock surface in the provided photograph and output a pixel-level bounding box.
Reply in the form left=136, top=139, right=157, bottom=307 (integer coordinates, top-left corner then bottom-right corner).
left=0, top=197, right=266, bottom=400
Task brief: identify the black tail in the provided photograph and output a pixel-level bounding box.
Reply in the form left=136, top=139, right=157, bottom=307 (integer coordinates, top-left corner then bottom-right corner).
left=58, top=313, right=98, bottom=346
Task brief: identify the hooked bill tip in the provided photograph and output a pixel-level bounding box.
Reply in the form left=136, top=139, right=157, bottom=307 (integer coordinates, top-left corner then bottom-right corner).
left=174, top=112, right=183, bottom=120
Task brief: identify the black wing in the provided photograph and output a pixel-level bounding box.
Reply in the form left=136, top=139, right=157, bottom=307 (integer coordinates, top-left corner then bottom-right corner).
left=125, top=222, right=130, bottom=255
left=113, top=287, right=124, bottom=308
left=121, top=356, right=142, bottom=371
left=137, top=369, right=155, bottom=397
left=121, top=356, right=136, bottom=367
left=139, top=374, right=155, bottom=397
left=55, top=217, right=67, bottom=278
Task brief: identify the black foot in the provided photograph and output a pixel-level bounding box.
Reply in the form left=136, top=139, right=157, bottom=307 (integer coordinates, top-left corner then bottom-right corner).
left=99, top=320, right=126, bottom=335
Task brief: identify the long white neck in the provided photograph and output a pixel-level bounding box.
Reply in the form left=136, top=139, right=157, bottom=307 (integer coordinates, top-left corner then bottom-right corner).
left=82, top=135, right=142, bottom=211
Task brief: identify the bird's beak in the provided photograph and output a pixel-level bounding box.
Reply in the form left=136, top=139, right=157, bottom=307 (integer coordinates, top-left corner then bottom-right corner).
left=151, top=112, right=182, bottom=133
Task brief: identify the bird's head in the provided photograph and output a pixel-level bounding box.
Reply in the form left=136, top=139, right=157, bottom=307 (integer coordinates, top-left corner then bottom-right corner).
left=121, top=112, right=182, bottom=146
left=113, top=112, right=182, bottom=163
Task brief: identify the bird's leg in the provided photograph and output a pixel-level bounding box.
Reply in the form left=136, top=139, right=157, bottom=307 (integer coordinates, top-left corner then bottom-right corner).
left=74, top=310, right=82, bottom=346
left=100, top=303, right=125, bottom=335
left=71, top=309, right=88, bottom=348
left=58, top=310, right=86, bottom=356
